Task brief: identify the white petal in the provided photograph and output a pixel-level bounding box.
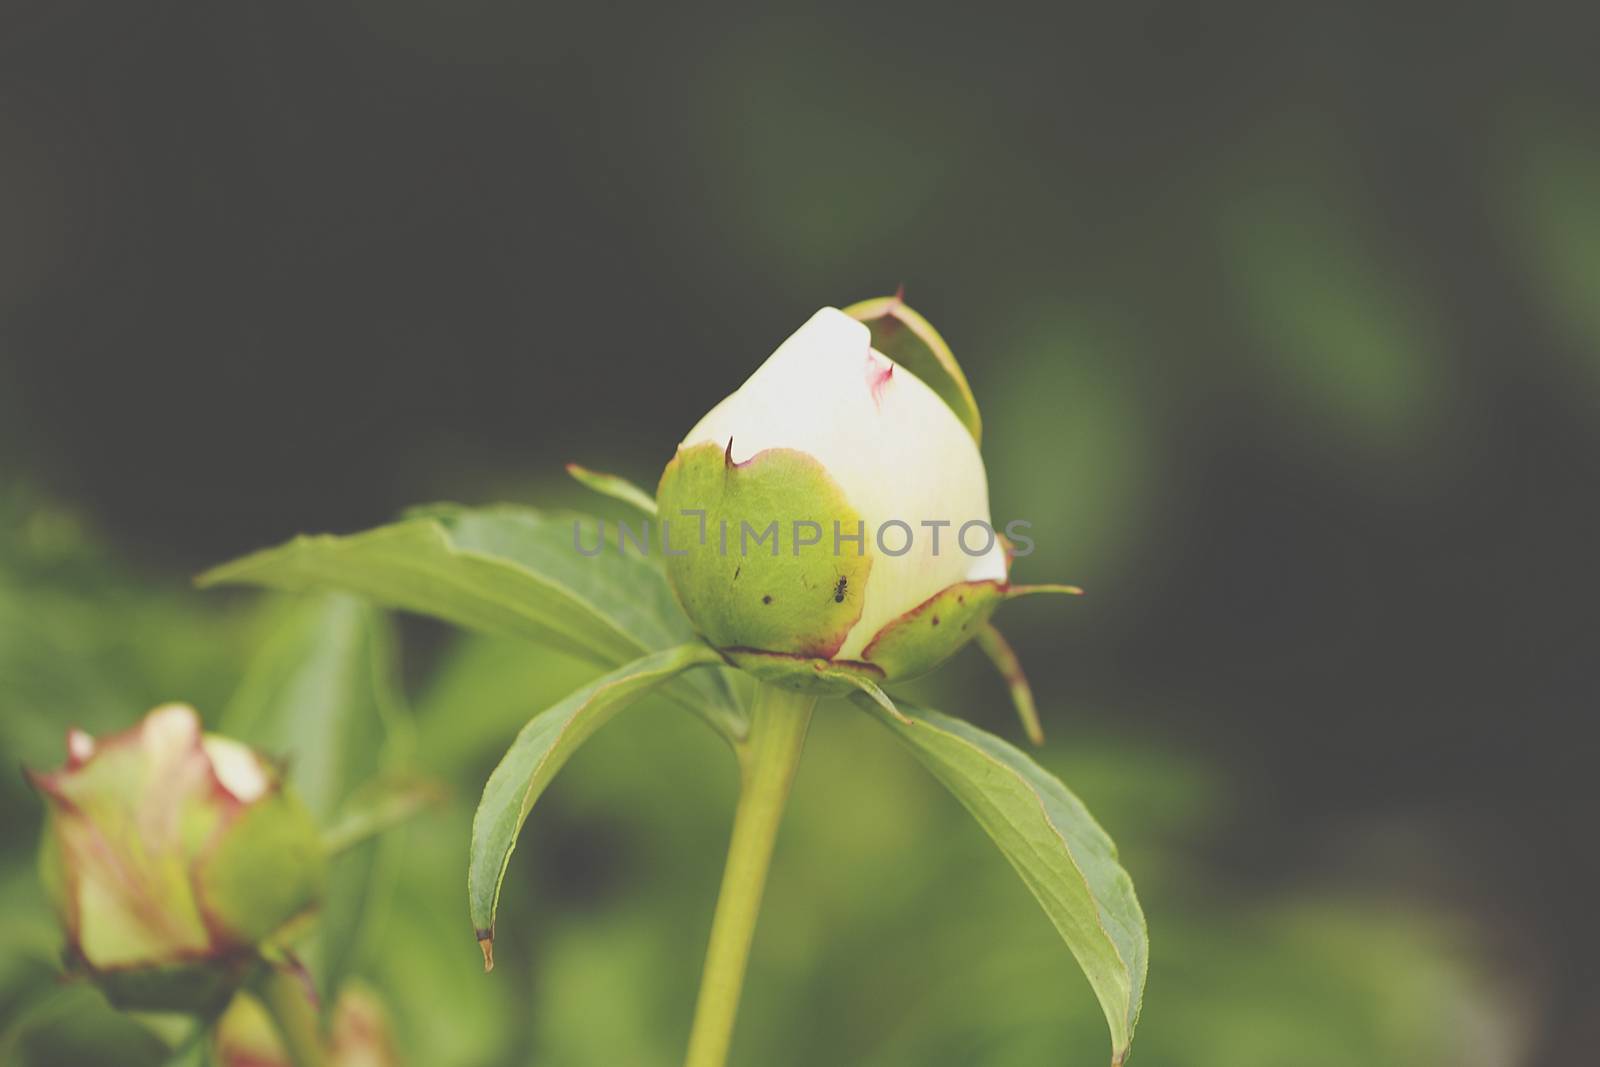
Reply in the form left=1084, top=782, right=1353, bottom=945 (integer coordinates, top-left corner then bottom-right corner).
left=202, top=736, right=271, bottom=804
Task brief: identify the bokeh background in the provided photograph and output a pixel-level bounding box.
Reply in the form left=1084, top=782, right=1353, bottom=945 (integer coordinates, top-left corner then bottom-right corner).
left=3, top=4, right=1596, bottom=1064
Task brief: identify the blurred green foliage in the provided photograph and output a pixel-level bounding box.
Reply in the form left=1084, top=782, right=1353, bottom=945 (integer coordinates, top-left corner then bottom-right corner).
left=1503, top=110, right=1600, bottom=388
left=0, top=483, right=1525, bottom=1065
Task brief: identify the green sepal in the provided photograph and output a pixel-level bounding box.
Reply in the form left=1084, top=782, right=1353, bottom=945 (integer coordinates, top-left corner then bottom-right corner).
left=719, top=647, right=884, bottom=696
left=974, top=621, right=1045, bottom=746
left=859, top=579, right=1004, bottom=681
left=656, top=442, right=871, bottom=660
left=77, top=951, right=257, bottom=1016
left=197, top=789, right=326, bottom=947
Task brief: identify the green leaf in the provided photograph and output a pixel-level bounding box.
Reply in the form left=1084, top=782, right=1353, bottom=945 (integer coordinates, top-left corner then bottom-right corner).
left=859, top=696, right=1147, bottom=1065
left=468, top=643, right=724, bottom=965
left=218, top=593, right=413, bottom=999
left=199, top=505, right=744, bottom=739
left=220, top=594, right=406, bottom=819
left=320, top=775, right=445, bottom=855
left=1, top=984, right=175, bottom=1067
left=843, top=295, right=983, bottom=445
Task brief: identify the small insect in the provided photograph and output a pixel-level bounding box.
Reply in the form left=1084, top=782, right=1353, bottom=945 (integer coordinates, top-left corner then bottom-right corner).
left=831, top=575, right=849, bottom=604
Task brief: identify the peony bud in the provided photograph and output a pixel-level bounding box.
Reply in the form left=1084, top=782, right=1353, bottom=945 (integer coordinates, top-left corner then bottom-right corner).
left=28, top=704, right=325, bottom=1012
left=657, top=305, right=1039, bottom=692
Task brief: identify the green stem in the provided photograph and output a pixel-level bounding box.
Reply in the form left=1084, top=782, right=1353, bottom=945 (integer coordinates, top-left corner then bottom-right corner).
left=254, top=964, right=328, bottom=1067
left=684, top=683, right=817, bottom=1067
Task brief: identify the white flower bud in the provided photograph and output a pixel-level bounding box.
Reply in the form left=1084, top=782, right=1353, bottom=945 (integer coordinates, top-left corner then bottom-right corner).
left=658, top=306, right=1014, bottom=687
left=28, top=704, right=325, bottom=1012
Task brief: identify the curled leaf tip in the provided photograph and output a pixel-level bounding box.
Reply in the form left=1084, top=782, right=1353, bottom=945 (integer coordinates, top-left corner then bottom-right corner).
left=892, top=282, right=906, bottom=304
left=477, top=933, right=495, bottom=973
left=847, top=675, right=911, bottom=725
left=723, top=437, right=735, bottom=467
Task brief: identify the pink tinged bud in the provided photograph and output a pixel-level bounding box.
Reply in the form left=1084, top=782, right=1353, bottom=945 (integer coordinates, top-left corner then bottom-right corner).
left=27, top=705, right=325, bottom=1011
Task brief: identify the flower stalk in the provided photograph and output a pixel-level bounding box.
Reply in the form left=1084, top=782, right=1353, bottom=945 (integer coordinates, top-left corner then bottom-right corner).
left=684, top=683, right=816, bottom=1067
